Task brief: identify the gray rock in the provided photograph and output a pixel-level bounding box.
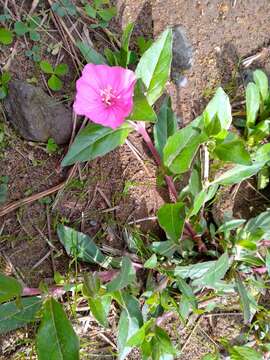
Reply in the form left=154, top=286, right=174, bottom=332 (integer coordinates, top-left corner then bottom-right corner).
left=171, top=25, right=193, bottom=85
left=4, top=80, right=72, bottom=144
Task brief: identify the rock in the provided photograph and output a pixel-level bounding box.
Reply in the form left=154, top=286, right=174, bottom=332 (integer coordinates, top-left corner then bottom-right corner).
left=171, top=25, right=193, bottom=85
left=4, top=80, right=73, bottom=144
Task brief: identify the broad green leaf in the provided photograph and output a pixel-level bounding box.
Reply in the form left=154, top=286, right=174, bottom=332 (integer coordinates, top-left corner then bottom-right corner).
left=154, top=327, right=177, bottom=356
left=14, top=21, right=28, bottom=35
left=29, top=30, right=40, bottom=41
left=204, top=87, right=232, bottom=137
left=40, top=60, right=54, bottom=74
left=163, top=116, right=206, bottom=174
left=253, top=69, right=269, bottom=102
left=175, top=254, right=230, bottom=288
left=192, top=253, right=230, bottom=287
left=253, top=142, right=270, bottom=163
left=106, top=256, right=136, bottom=292
left=61, top=123, right=132, bottom=166
left=0, top=297, right=42, bottom=334
left=217, top=219, right=246, bottom=233
left=83, top=273, right=101, bottom=297
left=76, top=40, right=107, bottom=64
left=144, top=254, right=157, bottom=269
left=0, top=274, right=22, bottom=303
left=150, top=240, right=179, bottom=257
left=0, top=27, right=13, bottom=44
left=122, top=23, right=134, bottom=53
left=117, top=292, right=143, bottom=360
left=266, top=250, right=270, bottom=276
left=188, top=189, right=207, bottom=217
left=235, top=276, right=251, bottom=323
left=36, top=298, right=79, bottom=360
left=157, top=202, right=185, bottom=242
left=57, top=225, right=119, bottom=268
left=246, top=82, right=260, bottom=128
left=85, top=4, right=97, bottom=18
left=212, top=162, right=265, bottom=186
left=179, top=296, right=190, bottom=321
left=129, top=80, right=157, bottom=122
left=98, top=7, right=117, bottom=22
left=229, top=345, right=262, bottom=360
left=177, top=278, right=197, bottom=309
left=154, top=96, right=178, bottom=158
left=48, top=75, right=62, bottom=91
left=243, top=210, right=270, bottom=238
left=214, top=139, right=251, bottom=165
left=249, top=119, right=270, bottom=145
left=54, top=63, right=69, bottom=76
left=136, top=29, right=172, bottom=105
left=88, top=295, right=111, bottom=328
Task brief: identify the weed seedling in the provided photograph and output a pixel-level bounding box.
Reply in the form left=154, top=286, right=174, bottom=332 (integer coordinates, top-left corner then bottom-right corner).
left=40, top=60, right=69, bottom=91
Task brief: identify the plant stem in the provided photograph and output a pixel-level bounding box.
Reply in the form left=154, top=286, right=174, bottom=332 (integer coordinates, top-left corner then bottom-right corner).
left=131, top=121, right=206, bottom=251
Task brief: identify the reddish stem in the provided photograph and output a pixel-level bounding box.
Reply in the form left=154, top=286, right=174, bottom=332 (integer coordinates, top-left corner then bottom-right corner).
left=131, top=121, right=206, bottom=251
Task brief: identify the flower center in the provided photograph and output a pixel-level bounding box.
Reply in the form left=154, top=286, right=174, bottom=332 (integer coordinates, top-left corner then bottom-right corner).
left=100, top=85, right=119, bottom=107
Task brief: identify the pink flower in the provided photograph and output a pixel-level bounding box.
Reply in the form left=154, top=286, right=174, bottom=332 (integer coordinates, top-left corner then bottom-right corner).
left=73, top=64, right=136, bottom=129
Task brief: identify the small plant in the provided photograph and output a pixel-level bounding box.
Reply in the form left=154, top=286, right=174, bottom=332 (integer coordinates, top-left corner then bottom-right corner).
left=46, top=138, right=59, bottom=154
left=14, top=16, right=41, bottom=41
left=39, top=60, right=69, bottom=91
left=25, top=44, right=41, bottom=62
left=0, top=71, right=11, bottom=99
left=83, top=0, right=117, bottom=28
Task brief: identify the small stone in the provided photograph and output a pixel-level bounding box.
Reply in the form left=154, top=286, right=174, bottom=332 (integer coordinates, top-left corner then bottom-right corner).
left=171, top=25, right=193, bottom=85
left=4, top=80, right=72, bottom=145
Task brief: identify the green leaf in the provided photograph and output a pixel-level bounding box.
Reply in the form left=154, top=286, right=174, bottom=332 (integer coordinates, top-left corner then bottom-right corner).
left=249, top=119, right=270, bottom=145
left=266, top=250, right=270, bottom=276
left=243, top=210, right=270, bottom=238
left=85, top=4, right=97, bottom=18
left=54, top=63, right=69, bottom=76
left=212, top=162, right=266, bottom=186
left=117, top=292, right=143, bottom=360
left=36, top=298, right=79, bottom=360
left=122, top=23, right=134, bottom=53
left=235, top=276, right=251, bottom=324
left=154, top=96, right=178, bottom=158
left=157, top=202, right=185, bottom=242
left=1, top=71, right=11, bottom=84
left=175, top=254, right=230, bottom=287
left=48, top=74, right=63, bottom=91
left=98, top=7, right=117, bottom=22
left=217, top=219, right=246, bottom=233
left=61, top=122, right=132, bottom=166
left=177, top=278, right=197, bottom=309
left=29, top=30, right=40, bottom=41
left=246, top=82, right=260, bottom=128
left=0, top=86, right=7, bottom=100
left=253, top=69, right=269, bottom=102
left=150, top=240, right=179, bottom=257
left=163, top=117, right=206, bottom=174
left=214, top=139, right=251, bottom=165
left=202, top=353, right=220, bottom=360
left=14, top=21, right=29, bottom=35
left=57, top=225, right=118, bottom=268
left=40, top=60, right=54, bottom=74
left=0, top=274, right=22, bottom=303
left=192, top=253, right=230, bottom=288
left=188, top=189, right=207, bottom=217
left=129, top=80, right=157, bottom=122
left=136, top=28, right=172, bottom=105
left=76, top=41, right=107, bottom=64
left=88, top=295, right=111, bottom=328
left=0, top=27, right=13, bottom=44
left=229, top=345, right=262, bottom=360
left=154, top=327, right=177, bottom=356
left=144, top=254, right=157, bottom=269
left=0, top=297, right=42, bottom=334
left=106, top=257, right=136, bottom=292
left=203, top=87, right=232, bottom=137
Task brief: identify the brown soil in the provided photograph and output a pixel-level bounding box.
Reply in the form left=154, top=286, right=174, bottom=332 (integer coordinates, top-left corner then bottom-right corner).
left=1, top=0, right=270, bottom=359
